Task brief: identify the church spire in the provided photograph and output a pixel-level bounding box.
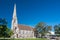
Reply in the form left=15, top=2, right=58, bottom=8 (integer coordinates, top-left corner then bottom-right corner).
left=11, top=4, right=18, bottom=31
left=13, top=4, right=16, bottom=18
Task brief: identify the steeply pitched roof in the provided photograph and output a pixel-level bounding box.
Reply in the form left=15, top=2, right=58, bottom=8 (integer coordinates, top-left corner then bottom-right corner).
left=18, top=24, right=34, bottom=31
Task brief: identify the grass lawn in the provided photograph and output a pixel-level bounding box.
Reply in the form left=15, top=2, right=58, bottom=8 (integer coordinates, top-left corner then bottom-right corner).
left=0, top=38, right=48, bottom=40
left=15, top=38, right=48, bottom=40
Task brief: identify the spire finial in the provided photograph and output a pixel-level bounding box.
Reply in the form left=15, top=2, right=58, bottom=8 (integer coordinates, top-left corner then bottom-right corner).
left=13, top=4, right=16, bottom=18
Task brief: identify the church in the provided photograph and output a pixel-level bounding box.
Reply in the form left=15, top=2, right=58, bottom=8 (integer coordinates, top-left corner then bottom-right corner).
left=11, top=4, right=35, bottom=38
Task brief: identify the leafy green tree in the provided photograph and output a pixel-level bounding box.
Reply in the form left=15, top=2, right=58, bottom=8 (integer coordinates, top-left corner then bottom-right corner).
left=6, top=28, right=13, bottom=37
left=0, top=18, right=7, bottom=37
left=54, top=24, right=60, bottom=35
left=35, top=22, right=52, bottom=37
left=0, top=18, right=13, bottom=38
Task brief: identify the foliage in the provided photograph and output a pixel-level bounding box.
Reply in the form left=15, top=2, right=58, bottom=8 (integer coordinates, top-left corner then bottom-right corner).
left=54, top=24, right=60, bottom=35
left=0, top=18, right=13, bottom=38
left=7, top=29, right=13, bottom=37
left=0, top=18, right=7, bottom=37
left=35, top=22, right=52, bottom=37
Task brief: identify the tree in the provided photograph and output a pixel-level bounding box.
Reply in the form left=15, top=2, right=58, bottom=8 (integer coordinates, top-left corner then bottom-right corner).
left=0, top=18, right=13, bottom=38
left=35, top=22, right=52, bottom=37
left=6, top=28, right=13, bottom=37
left=54, top=24, right=60, bottom=35
left=0, top=18, right=7, bottom=37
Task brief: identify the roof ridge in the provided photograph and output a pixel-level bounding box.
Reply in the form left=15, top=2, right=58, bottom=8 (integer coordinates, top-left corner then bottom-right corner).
left=18, top=24, right=34, bottom=31
left=18, top=24, right=32, bottom=28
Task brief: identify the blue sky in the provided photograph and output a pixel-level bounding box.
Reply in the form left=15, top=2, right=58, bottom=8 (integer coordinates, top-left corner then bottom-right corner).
left=0, top=0, right=60, bottom=31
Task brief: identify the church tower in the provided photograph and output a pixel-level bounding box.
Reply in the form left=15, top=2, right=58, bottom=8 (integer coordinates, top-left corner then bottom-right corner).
left=11, top=4, right=19, bottom=38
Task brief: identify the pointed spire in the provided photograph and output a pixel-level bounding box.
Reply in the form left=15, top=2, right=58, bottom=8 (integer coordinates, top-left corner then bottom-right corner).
left=11, top=4, right=19, bottom=38
left=11, top=4, right=18, bottom=30
left=13, top=4, right=16, bottom=18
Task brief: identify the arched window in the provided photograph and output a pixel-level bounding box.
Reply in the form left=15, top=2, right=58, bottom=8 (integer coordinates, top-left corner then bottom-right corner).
left=14, top=27, right=17, bottom=33
left=15, top=27, right=17, bottom=30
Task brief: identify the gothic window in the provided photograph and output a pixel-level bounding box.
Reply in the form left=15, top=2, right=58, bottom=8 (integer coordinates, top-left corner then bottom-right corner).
left=25, top=31, right=26, bottom=34
left=20, top=30, right=23, bottom=34
left=15, top=27, right=17, bottom=30
left=14, top=27, right=17, bottom=33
